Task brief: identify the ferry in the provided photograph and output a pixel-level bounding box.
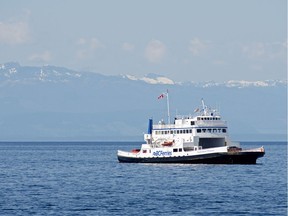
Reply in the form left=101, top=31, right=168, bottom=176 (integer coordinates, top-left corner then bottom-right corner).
left=117, top=92, right=265, bottom=164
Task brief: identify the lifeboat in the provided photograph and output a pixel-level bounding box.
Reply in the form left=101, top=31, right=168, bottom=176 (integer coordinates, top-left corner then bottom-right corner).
left=131, top=149, right=140, bottom=153
left=162, top=141, right=173, bottom=147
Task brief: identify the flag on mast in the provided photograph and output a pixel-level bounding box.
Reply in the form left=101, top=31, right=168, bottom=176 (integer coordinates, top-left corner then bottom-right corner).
left=158, top=93, right=165, bottom=99
left=157, top=90, right=170, bottom=124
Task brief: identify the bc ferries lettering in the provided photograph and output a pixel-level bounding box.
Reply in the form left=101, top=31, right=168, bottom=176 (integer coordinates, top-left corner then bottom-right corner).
left=153, top=150, right=172, bottom=157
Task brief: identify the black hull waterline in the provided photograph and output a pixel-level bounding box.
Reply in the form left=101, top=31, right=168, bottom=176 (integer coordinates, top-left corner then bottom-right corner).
left=118, top=151, right=265, bottom=164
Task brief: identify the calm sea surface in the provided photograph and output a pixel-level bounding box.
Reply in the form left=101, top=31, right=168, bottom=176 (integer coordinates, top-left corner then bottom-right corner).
left=0, top=142, right=286, bottom=216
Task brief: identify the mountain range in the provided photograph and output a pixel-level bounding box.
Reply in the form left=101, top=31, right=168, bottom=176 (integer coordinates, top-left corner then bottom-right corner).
left=0, top=62, right=287, bottom=141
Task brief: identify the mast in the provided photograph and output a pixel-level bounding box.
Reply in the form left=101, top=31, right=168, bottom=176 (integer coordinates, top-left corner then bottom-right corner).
left=166, top=90, right=171, bottom=124
left=158, top=90, right=171, bottom=124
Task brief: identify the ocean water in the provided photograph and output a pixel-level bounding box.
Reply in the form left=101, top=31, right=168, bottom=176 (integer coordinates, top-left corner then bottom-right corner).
left=0, top=142, right=286, bottom=216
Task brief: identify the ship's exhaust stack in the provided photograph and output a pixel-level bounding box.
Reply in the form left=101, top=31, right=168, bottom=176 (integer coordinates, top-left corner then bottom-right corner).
left=148, top=118, right=153, bottom=134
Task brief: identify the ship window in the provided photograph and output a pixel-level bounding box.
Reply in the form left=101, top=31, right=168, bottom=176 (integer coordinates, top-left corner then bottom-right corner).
left=218, top=129, right=221, bottom=133
left=213, top=129, right=217, bottom=133
left=186, top=129, right=189, bottom=133
left=170, top=131, right=173, bottom=134
left=202, top=129, right=206, bottom=133
left=189, top=129, right=192, bottom=133
left=208, top=129, right=212, bottom=132
left=222, top=129, right=227, bottom=133
left=179, top=148, right=183, bottom=152
left=191, top=121, right=195, bottom=125
left=173, top=148, right=178, bottom=152
left=197, top=117, right=200, bottom=120
left=197, top=129, right=201, bottom=133
left=143, top=150, right=147, bottom=153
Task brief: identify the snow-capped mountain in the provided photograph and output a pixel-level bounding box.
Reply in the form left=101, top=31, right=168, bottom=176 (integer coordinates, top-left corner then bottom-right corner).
left=0, top=62, right=286, bottom=141
left=0, top=62, right=86, bottom=83
left=122, top=73, right=175, bottom=85
left=1, top=62, right=286, bottom=88
left=192, top=80, right=287, bottom=88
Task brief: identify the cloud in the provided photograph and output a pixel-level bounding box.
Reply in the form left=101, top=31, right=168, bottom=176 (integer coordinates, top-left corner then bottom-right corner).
left=242, top=42, right=265, bottom=59
left=28, top=51, right=52, bottom=62
left=213, top=60, right=227, bottom=65
left=122, top=42, right=135, bottom=51
left=90, top=38, right=105, bottom=49
left=77, top=38, right=86, bottom=45
left=77, top=37, right=104, bottom=49
left=145, top=40, right=166, bottom=63
left=76, top=37, right=104, bottom=60
left=242, top=41, right=286, bottom=61
left=189, top=37, right=210, bottom=56
left=0, top=21, right=29, bottom=44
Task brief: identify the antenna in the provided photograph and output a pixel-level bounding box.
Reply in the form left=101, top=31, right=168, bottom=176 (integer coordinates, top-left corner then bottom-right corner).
left=201, top=98, right=205, bottom=109
left=201, top=98, right=207, bottom=115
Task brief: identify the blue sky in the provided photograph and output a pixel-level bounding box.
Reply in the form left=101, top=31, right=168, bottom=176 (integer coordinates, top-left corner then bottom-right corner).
left=0, top=0, right=286, bottom=82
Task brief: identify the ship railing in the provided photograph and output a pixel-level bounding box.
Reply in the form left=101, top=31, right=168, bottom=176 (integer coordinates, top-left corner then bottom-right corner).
left=153, top=121, right=227, bottom=129
left=196, top=120, right=227, bottom=127
left=175, top=114, right=195, bottom=119
left=153, top=124, right=176, bottom=129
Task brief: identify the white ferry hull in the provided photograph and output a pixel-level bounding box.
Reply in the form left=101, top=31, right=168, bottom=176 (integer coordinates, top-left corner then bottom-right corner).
left=117, top=148, right=265, bottom=164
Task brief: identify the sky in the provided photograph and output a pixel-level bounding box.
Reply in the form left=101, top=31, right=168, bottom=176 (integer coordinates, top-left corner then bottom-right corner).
left=0, top=0, right=287, bottom=82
